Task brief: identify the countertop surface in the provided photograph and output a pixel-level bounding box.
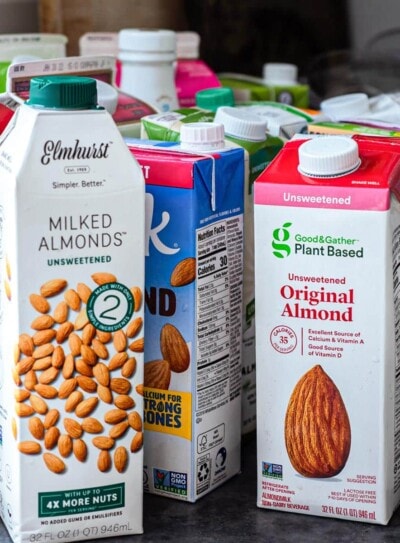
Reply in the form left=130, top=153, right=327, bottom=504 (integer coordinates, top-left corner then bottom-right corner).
left=0, top=436, right=399, bottom=543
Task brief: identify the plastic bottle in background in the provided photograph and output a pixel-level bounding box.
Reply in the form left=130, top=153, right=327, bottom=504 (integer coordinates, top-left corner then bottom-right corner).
left=262, top=62, right=309, bottom=108
left=0, top=74, right=145, bottom=542
left=118, top=28, right=179, bottom=112
left=195, top=87, right=235, bottom=111
left=79, top=32, right=122, bottom=87
left=0, top=34, right=67, bottom=92
left=174, top=31, right=220, bottom=108
left=214, top=106, right=283, bottom=437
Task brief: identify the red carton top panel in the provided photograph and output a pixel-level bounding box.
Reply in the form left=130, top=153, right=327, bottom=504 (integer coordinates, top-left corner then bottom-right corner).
left=255, top=135, right=400, bottom=211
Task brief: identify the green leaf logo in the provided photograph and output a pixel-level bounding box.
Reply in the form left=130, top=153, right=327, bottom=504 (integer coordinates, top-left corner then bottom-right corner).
left=272, top=222, right=292, bottom=258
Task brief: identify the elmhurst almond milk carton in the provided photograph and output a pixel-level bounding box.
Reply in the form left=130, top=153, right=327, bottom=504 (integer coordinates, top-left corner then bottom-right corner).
left=254, top=135, right=400, bottom=524
left=0, top=76, right=145, bottom=541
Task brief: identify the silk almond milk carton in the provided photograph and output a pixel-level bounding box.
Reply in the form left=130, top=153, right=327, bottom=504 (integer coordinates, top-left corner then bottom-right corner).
left=0, top=76, right=145, bottom=541
left=128, top=123, right=245, bottom=501
left=254, top=135, right=400, bottom=524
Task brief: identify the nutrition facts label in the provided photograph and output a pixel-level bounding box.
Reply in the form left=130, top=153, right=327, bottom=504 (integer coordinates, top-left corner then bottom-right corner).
left=195, top=216, right=243, bottom=414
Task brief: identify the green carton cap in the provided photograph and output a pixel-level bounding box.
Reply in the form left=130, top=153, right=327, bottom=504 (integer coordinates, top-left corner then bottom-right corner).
left=26, top=75, right=99, bottom=109
left=195, top=87, right=234, bottom=111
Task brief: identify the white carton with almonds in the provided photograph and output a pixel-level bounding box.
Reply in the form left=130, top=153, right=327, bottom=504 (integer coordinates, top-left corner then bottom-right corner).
left=0, top=75, right=145, bottom=541
left=254, top=135, right=400, bottom=524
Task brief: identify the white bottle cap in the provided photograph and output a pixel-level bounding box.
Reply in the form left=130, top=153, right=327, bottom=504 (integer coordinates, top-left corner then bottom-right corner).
left=118, top=29, right=176, bottom=62
left=298, top=136, right=361, bottom=178
left=180, top=122, right=225, bottom=151
left=95, top=80, right=118, bottom=114
left=320, top=93, right=370, bottom=121
left=263, top=62, right=298, bottom=84
left=176, top=31, right=200, bottom=59
left=214, top=106, right=267, bottom=142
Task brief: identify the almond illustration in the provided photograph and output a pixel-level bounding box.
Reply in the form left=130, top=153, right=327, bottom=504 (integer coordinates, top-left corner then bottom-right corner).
left=92, top=436, right=115, bottom=450
left=29, top=293, right=50, bottom=314
left=97, top=450, right=111, bottom=472
left=73, top=439, right=88, bottom=462
left=43, top=452, right=66, bottom=474
left=114, top=395, right=135, bottom=410
left=126, top=317, right=143, bottom=339
left=58, top=378, right=77, bottom=399
left=75, top=397, right=99, bottom=418
left=284, top=364, right=351, bottom=478
left=19, top=334, right=34, bottom=356
left=33, top=329, right=57, bottom=346
left=29, top=417, right=45, bottom=440
left=93, top=362, right=110, bottom=387
left=64, top=289, right=81, bottom=311
left=53, top=301, right=69, bottom=324
left=114, top=446, right=128, bottom=473
left=109, top=420, right=129, bottom=439
left=91, top=272, right=117, bottom=285
left=130, top=286, right=142, bottom=311
left=104, top=409, right=128, bottom=424
left=144, top=360, right=171, bottom=390
left=29, top=394, right=48, bottom=415
left=81, top=417, right=104, bottom=434
left=56, top=321, right=74, bottom=344
left=110, top=377, right=131, bottom=395
left=170, top=257, right=196, bottom=287
left=113, top=330, right=127, bottom=353
left=58, top=434, right=73, bottom=457
left=65, top=391, right=84, bottom=412
left=44, top=408, right=60, bottom=429
left=128, top=411, right=142, bottom=432
left=44, top=427, right=60, bottom=450
left=18, top=441, right=42, bottom=454
left=40, top=279, right=68, bottom=298
left=15, top=402, right=35, bottom=417
left=130, top=431, right=143, bottom=453
left=160, top=324, right=190, bottom=373
left=76, top=282, right=92, bottom=304
left=30, top=315, right=55, bottom=331
left=64, top=418, right=83, bottom=439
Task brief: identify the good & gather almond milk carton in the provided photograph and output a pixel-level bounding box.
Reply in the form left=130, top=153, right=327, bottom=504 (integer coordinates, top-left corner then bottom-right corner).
left=0, top=75, right=145, bottom=541
left=127, top=123, right=245, bottom=501
left=254, top=135, right=400, bottom=524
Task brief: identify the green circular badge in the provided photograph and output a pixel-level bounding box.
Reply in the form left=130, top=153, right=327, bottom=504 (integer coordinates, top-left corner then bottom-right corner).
left=87, top=282, right=134, bottom=332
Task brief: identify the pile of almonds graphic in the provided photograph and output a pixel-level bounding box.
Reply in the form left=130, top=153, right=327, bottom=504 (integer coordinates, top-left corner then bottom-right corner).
left=144, top=258, right=195, bottom=390
left=284, top=364, right=351, bottom=478
left=12, top=274, right=144, bottom=474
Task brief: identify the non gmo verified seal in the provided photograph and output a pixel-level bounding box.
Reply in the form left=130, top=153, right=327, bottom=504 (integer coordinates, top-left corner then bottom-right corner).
left=87, top=282, right=134, bottom=332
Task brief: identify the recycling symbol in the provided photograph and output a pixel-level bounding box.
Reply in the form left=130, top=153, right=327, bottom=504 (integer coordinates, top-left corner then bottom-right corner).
left=197, top=462, right=210, bottom=482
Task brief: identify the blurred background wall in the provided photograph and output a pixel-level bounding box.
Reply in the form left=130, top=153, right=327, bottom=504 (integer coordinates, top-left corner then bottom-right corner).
left=3, top=0, right=400, bottom=102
